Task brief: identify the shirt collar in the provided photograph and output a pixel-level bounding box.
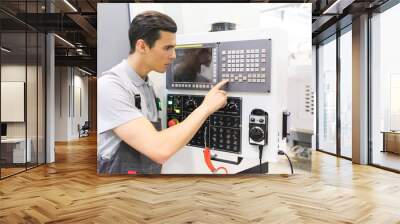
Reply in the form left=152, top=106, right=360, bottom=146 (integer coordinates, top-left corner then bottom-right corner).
left=122, top=59, right=149, bottom=87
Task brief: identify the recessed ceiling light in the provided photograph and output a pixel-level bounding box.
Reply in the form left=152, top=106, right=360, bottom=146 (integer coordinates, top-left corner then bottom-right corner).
left=63, top=0, right=78, bottom=12
left=78, top=67, right=92, bottom=76
left=1, top=47, right=11, bottom=53
left=54, top=34, right=75, bottom=48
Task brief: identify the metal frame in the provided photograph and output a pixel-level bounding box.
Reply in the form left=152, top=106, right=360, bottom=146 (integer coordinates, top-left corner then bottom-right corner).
left=315, top=20, right=353, bottom=161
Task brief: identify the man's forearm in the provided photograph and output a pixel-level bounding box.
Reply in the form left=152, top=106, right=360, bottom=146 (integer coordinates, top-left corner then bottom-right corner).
left=154, top=105, right=210, bottom=163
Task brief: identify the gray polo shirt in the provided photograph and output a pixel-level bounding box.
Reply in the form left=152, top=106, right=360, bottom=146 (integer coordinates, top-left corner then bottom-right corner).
left=98, top=60, right=159, bottom=161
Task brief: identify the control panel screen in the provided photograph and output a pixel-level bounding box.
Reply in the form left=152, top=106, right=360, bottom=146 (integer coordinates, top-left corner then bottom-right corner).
left=172, top=48, right=214, bottom=83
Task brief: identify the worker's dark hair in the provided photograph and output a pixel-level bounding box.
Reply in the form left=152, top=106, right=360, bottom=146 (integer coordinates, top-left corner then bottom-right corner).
left=129, top=11, right=177, bottom=54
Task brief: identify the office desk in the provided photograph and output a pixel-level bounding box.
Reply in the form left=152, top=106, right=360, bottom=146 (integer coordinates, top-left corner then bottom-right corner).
left=1, top=138, right=32, bottom=165
left=382, top=131, right=400, bottom=155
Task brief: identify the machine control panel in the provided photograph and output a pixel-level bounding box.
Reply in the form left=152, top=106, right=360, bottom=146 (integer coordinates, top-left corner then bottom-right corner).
left=166, top=39, right=272, bottom=93
left=166, top=94, right=242, bottom=154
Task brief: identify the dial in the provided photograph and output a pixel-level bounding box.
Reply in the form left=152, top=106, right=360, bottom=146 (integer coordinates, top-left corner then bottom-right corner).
left=249, top=126, right=264, bottom=142
left=226, top=102, right=238, bottom=113
left=185, top=98, right=197, bottom=111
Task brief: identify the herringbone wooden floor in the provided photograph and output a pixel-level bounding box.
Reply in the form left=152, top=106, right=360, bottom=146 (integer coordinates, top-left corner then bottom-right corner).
left=1, top=135, right=400, bottom=223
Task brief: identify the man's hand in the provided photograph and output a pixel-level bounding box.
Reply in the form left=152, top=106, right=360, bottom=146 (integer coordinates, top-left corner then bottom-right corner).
left=199, top=80, right=229, bottom=115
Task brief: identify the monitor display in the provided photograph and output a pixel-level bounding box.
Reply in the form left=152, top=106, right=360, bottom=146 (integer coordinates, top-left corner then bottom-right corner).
left=1, top=123, right=7, bottom=137
left=172, top=48, right=214, bottom=83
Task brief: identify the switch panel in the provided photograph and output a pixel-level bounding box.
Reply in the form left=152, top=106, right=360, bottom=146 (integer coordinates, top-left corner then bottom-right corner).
left=219, top=39, right=272, bottom=92
left=166, top=94, right=242, bottom=154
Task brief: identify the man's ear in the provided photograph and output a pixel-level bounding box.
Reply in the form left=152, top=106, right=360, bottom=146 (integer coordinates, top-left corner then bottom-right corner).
left=136, top=39, right=148, bottom=53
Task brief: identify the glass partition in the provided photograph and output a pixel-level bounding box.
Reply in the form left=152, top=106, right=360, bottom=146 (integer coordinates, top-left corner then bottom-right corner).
left=0, top=1, right=46, bottom=179
left=1, top=30, right=28, bottom=177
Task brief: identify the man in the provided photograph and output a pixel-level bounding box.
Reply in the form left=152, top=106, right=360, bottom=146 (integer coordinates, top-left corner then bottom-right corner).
left=98, top=11, right=228, bottom=174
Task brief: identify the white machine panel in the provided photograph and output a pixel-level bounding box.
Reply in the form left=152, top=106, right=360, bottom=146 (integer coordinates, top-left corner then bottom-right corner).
left=158, top=28, right=289, bottom=174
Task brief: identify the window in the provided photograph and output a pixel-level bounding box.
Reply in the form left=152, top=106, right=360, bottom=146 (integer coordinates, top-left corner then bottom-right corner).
left=371, top=2, right=400, bottom=171
left=339, top=28, right=352, bottom=158
left=317, top=36, right=337, bottom=155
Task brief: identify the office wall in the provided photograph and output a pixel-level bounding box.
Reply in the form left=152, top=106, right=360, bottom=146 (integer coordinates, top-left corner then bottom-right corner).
left=97, top=3, right=130, bottom=76
left=55, top=67, right=89, bottom=141
left=0, top=64, right=42, bottom=139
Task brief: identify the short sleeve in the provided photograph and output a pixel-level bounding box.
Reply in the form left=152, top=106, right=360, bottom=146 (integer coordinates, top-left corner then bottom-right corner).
left=98, top=73, right=143, bottom=133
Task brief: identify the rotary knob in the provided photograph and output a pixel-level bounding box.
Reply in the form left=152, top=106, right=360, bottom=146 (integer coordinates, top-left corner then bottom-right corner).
left=249, top=126, right=264, bottom=142
left=185, top=99, right=197, bottom=111
left=226, top=102, right=238, bottom=113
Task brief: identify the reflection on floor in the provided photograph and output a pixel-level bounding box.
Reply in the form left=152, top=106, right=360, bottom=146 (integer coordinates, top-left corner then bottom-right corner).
left=0, top=167, right=25, bottom=178
left=373, top=150, right=400, bottom=171
left=0, top=163, right=42, bottom=178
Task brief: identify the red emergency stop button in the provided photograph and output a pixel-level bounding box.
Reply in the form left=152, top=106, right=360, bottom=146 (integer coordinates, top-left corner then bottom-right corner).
left=168, top=118, right=179, bottom=127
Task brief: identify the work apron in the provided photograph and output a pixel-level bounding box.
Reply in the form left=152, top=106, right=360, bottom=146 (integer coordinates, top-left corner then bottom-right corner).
left=98, top=82, right=162, bottom=174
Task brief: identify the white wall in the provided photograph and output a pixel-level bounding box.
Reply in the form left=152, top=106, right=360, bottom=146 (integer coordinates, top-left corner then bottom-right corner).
left=1, top=65, right=34, bottom=137
left=129, top=3, right=311, bottom=59
left=97, top=3, right=131, bottom=76
left=55, top=67, right=89, bottom=141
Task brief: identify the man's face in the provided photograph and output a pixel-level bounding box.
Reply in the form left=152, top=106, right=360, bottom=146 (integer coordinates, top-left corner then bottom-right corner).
left=144, top=31, right=176, bottom=73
